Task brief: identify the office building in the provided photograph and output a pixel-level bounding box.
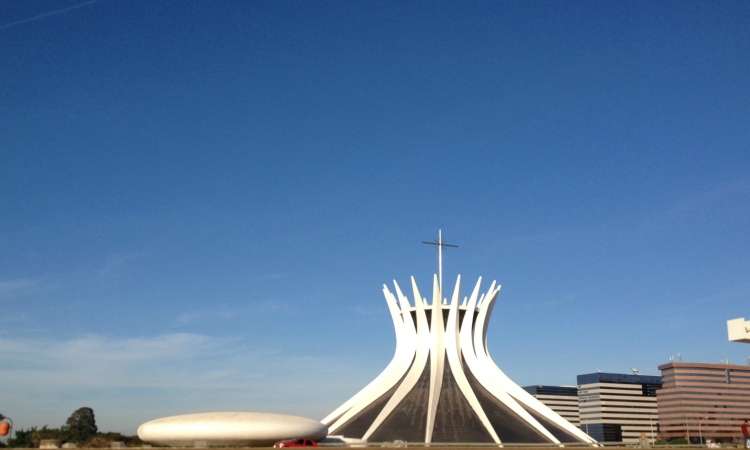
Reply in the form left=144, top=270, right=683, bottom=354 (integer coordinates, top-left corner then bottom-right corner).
left=524, top=385, right=581, bottom=426
left=657, top=361, right=750, bottom=443
left=578, top=372, right=661, bottom=444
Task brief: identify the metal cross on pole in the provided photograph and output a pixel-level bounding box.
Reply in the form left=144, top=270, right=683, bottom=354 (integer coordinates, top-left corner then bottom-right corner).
left=422, top=229, right=458, bottom=293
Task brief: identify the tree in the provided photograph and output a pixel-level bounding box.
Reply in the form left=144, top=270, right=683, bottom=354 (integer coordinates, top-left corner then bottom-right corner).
left=6, top=426, right=64, bottom=448
left=63, top=407, right=97, bottom=443
left=6, top=427, right=34, bottom=448
left=31, top=426, right=64, bottom=447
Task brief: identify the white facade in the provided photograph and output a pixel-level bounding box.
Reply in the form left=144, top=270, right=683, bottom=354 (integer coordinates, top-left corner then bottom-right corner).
left=524, top=386, right=581, bottom=426
left=323, top=274, right=597, bottom=445
left=137, top=412, right=327, bottom=447
left=578, top=382, right=658, bottom=444
left=727, top=317, right=750, bottom=343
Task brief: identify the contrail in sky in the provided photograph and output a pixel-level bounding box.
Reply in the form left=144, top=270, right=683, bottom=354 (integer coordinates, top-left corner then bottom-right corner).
left=0, top=0, right=98, bottom=31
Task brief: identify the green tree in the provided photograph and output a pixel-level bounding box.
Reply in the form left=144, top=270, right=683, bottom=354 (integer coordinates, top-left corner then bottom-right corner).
left=6, top=426, right=64, bottom=448
left=6, top=427, right=34, bottom=448
left=31, top=426, right=65, bottom=447
left=63, top=407, right=97, bottom=443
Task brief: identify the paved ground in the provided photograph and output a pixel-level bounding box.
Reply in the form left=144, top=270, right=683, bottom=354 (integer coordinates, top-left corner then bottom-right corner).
left=16, top=447, right=726, bottom=450
left=38, top=447, right=721, bottom=450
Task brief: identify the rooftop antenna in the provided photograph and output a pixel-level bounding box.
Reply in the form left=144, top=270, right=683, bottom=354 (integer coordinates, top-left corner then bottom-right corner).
left=422, top=229, right=458, bottom=294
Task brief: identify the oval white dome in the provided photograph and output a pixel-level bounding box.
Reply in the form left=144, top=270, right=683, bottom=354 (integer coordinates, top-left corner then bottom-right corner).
left=137, top=412, right=328, bottom=446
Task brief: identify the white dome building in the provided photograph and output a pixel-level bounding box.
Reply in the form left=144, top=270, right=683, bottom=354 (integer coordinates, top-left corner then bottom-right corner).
left=137, top=412, right=327, bottom=447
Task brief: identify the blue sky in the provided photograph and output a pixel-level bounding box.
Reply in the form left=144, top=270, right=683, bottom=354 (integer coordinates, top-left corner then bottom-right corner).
left=2, top=0, right=750, bottom=434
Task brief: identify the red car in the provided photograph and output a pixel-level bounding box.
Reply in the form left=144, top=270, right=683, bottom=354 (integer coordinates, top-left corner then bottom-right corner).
left=273, top=439, right=318, bottom=448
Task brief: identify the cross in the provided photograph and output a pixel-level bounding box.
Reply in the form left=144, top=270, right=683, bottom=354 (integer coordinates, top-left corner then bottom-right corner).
left=422, top=229, right=458, bottom=293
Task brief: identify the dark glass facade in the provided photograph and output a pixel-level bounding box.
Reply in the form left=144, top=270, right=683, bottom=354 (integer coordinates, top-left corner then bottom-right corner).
left=524, top=385, right=578, bottom=397
left=583, top=423, right=623, bottom=442
left=577, top=372, right=662, bottom=386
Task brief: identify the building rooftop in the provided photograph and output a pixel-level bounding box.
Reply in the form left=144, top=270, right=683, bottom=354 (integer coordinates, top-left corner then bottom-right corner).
left=577, top=372, right=661, bottom=386
left=658, top=361, right=750, bottom=371
left=523, top=385, right=578, bottom=396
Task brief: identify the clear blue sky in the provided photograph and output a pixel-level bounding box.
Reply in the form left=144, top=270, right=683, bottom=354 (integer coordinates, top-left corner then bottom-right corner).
left=2, top=0, right=749, bottom=434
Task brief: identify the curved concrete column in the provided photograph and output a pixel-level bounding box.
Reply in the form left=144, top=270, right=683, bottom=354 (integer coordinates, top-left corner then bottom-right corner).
left=326, top=273, right=597, bottom=446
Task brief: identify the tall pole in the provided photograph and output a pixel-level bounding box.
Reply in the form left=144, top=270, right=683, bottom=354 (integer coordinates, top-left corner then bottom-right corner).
left=437, top=229, right=443, bottom=292
left=422, top=230, right=458, bottom=302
